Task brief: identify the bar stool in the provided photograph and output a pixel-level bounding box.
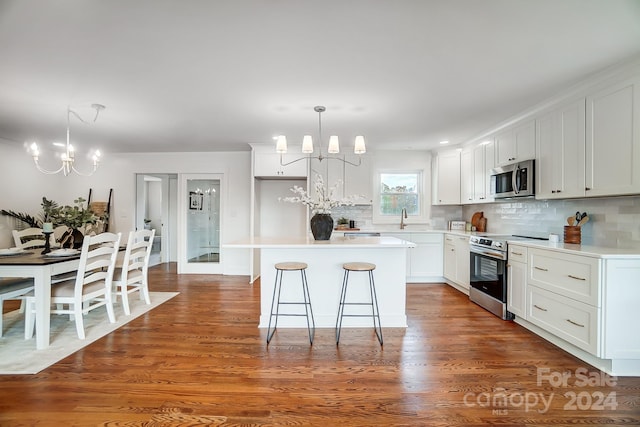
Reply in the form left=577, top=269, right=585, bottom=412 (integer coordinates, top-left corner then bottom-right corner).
left=335, top=262, right=383, bottom=346
left=266, top=262, right=315, bottom=345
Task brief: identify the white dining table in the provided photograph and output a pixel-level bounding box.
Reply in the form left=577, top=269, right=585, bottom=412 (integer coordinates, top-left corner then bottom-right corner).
left=0, top=250, right=81, bottom=349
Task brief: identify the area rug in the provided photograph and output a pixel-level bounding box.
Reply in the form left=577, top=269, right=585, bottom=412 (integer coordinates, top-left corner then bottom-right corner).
left=0, top=291, right=178, bottom=375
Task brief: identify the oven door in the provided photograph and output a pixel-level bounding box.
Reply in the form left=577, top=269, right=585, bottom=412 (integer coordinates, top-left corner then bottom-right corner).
left=469, top=247, right=507, bottom=302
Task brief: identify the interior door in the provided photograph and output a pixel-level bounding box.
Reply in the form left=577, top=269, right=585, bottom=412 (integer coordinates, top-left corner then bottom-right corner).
left=178, top=173, right=223, bottom=274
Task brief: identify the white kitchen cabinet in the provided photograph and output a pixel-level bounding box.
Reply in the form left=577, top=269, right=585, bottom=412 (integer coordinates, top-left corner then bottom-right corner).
left=460, top=148, right=473, bottom=204
left=384, top=232, right=443, bottom=283
left=585, top=76, right=640, bottom=197
left=432, top=150, right=460, bottom=205
left=506, top=244, right=527, bottom=319
left=443, top=233, right=469, bottom=291
left=254, top=152, right=308, bottom=178
left=536, top=98, right=586, bottom=199
left=473, top=140, right=494, bottom=203
left=495, top=119, right=536, bottom=166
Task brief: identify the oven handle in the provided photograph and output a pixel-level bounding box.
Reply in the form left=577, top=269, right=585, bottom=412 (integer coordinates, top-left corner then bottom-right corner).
left=469, top=245, right=507, bottom=260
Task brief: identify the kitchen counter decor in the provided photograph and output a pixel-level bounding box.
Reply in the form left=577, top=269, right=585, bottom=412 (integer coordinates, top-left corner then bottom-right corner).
left=280, top=173, right=361, bottom=240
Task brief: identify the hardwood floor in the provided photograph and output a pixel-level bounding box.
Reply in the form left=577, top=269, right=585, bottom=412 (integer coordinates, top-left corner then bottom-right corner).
left=1, top=263, right=639, bottom=426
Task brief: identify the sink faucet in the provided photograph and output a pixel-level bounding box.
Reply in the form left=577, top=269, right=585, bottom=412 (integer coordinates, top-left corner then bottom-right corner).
left=400, top=208, right=408, bottom=229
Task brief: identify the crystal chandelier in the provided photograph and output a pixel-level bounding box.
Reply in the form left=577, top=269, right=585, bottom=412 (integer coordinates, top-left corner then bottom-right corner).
left=276, top=105, right=366, bottom=167
left=29, top=104, right=105, bottom=176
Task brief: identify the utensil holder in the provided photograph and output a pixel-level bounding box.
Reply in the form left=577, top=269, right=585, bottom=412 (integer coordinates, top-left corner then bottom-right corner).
left=564, top=226, right=581, bottom=244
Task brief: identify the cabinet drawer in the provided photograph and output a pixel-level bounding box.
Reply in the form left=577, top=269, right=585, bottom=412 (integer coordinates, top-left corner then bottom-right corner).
left=529, top=248, right=600, bottom=306
left=508, top=244, right=527, bottom=263
left=407, top=233, right=443, bottom=244
left=528, top=285, right=599, bottom=355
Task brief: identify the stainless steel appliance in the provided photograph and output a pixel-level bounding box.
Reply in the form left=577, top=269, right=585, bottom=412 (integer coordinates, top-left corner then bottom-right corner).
left=469, top=234, right=548, bottom=320
left=490, top=159, right=535, bottom=199
left=469, top=235, right=513, bottom=320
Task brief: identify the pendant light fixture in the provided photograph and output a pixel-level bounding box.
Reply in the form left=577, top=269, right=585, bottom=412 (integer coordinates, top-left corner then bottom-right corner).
left=276, top=105, right=366, bottom=166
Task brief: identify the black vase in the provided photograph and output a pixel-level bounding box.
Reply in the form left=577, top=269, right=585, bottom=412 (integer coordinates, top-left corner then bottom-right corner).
left=59, top=228, right=84, bottom=249
left=310, top=213, right=333, bottom=240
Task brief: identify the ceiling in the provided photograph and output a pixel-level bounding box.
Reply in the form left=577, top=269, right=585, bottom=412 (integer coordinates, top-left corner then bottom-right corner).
left=1, top=0, right=640, bottom=157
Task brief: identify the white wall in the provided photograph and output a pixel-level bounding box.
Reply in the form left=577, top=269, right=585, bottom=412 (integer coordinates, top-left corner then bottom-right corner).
left=0, top=139, right=252, bottom=274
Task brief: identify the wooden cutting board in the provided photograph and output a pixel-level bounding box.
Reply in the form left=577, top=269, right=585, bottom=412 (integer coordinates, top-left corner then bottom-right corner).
left=471, top=211, right=484, bottom=229
left=477, top=217, right=487, bottom=232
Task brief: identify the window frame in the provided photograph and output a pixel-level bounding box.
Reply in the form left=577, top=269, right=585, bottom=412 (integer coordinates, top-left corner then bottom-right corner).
left=372, top=169, right=429, bottom=225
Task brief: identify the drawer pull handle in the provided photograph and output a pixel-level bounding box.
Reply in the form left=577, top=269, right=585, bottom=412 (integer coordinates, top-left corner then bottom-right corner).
left=534, top=266, right=548, bottom=271
left=567, top=274, right=586, bottom=281
left=566, top=319, right=585, bottom=328
left=512, top=252, right=523, bottom=256
left=534, top=304, right=548, bottom=312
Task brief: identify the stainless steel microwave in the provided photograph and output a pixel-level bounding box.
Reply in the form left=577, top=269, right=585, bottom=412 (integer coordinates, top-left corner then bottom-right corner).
left=490, top=159, right=535, bottom=199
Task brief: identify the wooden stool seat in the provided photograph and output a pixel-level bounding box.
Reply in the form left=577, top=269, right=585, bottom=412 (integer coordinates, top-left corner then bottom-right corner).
left=343, top=262, right=375, bottom=272
left=267, top=262, right=315, bottom=345
left=275, top=262, right=308, bottom=271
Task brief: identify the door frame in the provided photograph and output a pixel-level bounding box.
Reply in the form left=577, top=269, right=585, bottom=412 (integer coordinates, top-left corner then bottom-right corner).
left=178, top=173, right=225, bottom=274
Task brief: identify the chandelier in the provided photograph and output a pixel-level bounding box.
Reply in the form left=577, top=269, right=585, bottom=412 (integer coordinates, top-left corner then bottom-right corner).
left=276, top=105, right=366, bottom=167
left=29, top=103, right=105, bottom=176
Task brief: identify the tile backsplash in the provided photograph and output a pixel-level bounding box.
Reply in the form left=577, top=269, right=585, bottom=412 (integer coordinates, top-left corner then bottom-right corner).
left=462, top=196, right=640, bottom=249
left=333, top=196, right=640, bottom=249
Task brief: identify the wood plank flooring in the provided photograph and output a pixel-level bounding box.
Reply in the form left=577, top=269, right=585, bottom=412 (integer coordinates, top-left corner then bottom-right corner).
left=1, top=263, right=639, bottom=426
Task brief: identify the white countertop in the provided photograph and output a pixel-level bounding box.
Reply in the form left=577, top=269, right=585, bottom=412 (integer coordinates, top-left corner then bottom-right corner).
left=506, top=239, right=640, bottom=259
left=224, top=235, right=416, bottom=249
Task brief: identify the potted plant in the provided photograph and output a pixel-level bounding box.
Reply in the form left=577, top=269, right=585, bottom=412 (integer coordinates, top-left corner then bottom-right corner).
left=43, top=197, right=98, bottom=248
left=336, top=217, right=349, bottom=230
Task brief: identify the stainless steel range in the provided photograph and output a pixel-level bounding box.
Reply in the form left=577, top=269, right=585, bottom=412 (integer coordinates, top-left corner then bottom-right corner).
left=469, top=235, right=512, bottom=320
left=468, top=234, right=548, bottom=320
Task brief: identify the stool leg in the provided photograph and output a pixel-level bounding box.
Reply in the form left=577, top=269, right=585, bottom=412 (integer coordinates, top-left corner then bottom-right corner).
left=335, top=269, right=349, bottom=345
left=368, top=270, right=383, bottom=345
left=301, top=269, right=315, bottom=345
left=266, top=269, right=283, bottom=344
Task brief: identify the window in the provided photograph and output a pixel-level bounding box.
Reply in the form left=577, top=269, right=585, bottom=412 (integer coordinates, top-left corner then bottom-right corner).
left=379, top=172, right=420, bottom=216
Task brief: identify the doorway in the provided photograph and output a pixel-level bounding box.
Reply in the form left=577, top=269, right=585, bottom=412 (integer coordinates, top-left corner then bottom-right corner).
left=135, top=174, right=178, bottom=266
left=178, top=173, right=223, bottom=274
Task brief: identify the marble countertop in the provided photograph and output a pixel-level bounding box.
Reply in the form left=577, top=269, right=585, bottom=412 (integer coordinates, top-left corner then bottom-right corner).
left=224, top=235, right=416, bottom=249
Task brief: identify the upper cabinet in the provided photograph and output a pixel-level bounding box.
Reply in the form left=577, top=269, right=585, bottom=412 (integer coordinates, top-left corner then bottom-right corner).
left=460, top=148, right=474, bottom=204
left=253, top=151, right=308, bottom=178
left=495, top=119, right=536, bottom=166
left=585, top=76, right=640, bottom=197
left=461, top=140, right=495, bottom=204
left=536, top=99, right=586, bottom=199
left=432, top=149, right=460, bottom=205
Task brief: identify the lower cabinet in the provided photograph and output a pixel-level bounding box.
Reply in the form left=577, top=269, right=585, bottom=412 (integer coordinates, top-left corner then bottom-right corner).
left=506, top=245, right=527, bottom=319
left=517, top=246, right=640, bottom=376
left=443, top=233, right=469, bottom=291
left=385, top=232, right=444, bottom=283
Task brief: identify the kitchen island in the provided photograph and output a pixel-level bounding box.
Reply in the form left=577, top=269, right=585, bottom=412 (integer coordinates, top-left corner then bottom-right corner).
left=224, top=235, right=415, bottom=328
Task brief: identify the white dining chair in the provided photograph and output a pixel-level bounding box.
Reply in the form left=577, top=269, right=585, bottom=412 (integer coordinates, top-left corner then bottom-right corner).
left=25, top=231, right=122, bottom=340
left=113, top=229, right=155, bottom=315
left=0, top=278, right=34, bottom=337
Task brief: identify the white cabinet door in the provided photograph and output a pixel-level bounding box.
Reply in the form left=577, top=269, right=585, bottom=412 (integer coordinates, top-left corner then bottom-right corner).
left=443, top=235, right=456, bottom=281
left=495, top=119, right=536, bottom=166
left=536, top=99, right=586, bottom=199
left=507, top=245, right=527, bottom=318
left=460, top=148, right=474, bottom=204
left=586, top=77, right=640, bottom=197
left=454, top=236, right=470, bottom=289
left=407, top=233, right=444, bottom=279
left=432, top=150, right=461, bottom=205
left=254, top=152, right=308, bottom=178
left=472, top=140, right=494, bottom=203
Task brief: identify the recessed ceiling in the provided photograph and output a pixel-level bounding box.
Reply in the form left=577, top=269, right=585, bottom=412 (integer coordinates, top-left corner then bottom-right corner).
left=0, top=0, right=639, bottom=155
